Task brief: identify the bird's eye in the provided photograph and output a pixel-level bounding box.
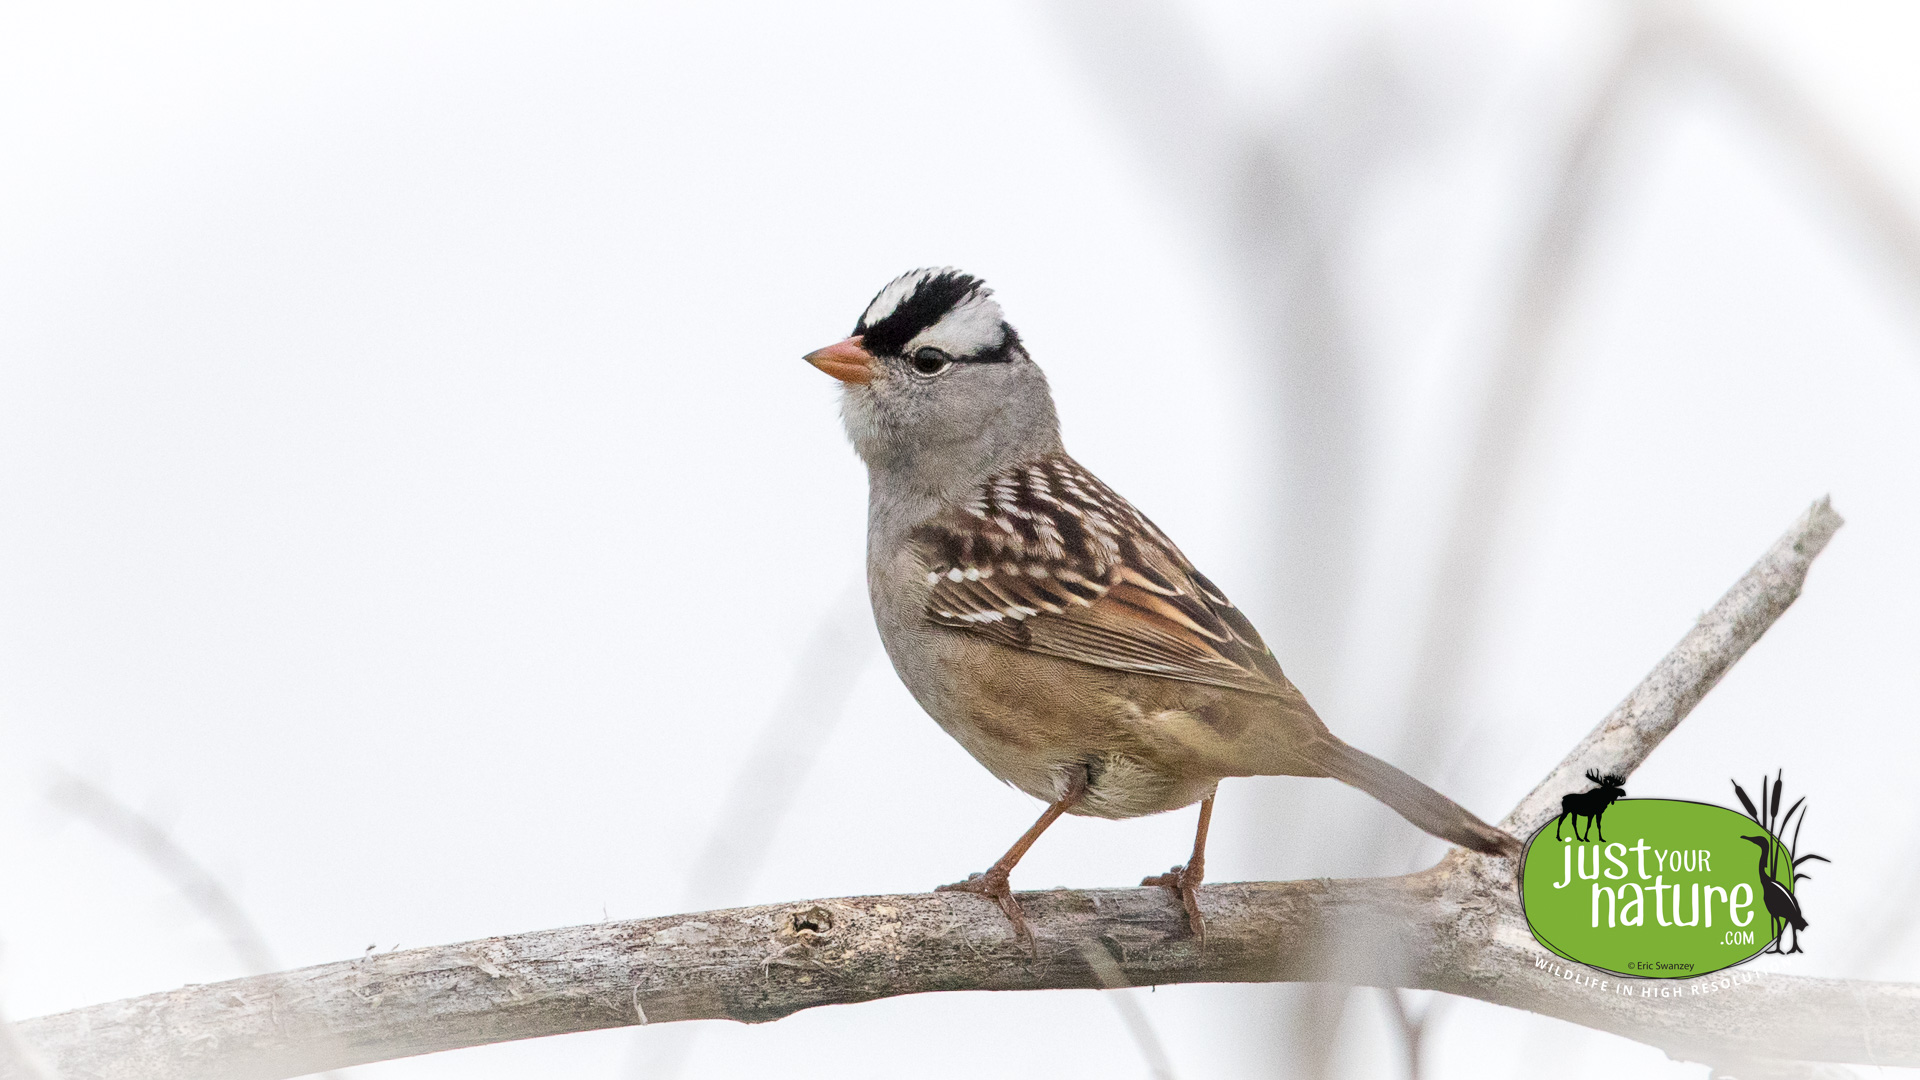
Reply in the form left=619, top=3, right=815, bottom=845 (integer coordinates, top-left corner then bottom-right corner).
left=910, top=347, right=954, bottom=376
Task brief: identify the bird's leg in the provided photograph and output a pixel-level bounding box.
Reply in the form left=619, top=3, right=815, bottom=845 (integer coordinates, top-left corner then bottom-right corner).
left=1142, top=790, right=1215, bottom=943
left=936, top=768, right=1089, bottom=945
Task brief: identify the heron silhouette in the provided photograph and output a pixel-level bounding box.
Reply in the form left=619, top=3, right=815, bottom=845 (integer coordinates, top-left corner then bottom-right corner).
left=1741, top=834, right=1807, bottom=954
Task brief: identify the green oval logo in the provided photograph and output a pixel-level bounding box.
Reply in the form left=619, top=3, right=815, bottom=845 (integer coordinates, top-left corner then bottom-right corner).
left=1520, top=799, right=1795, bottom=978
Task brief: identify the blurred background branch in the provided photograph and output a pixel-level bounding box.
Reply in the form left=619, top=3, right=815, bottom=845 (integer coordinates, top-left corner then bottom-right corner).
left=43, top=774, right=343, bottom=1080
left=0, top=1005, right=53, bottom=1080
left=1381, top=989, right=1444, bottom=1080
left=631, top=586, right=872, bottom=1078
left=47, top=774, right=279, bottom=977
left=1080, top=940, right=1181, bottom=1080
left=1668, top=2, right=1920, bottom=319
left=1047, top=2, right=1920, bottom=1074
left=673, top=585, right=875, bottom=913
left=1040, top=10, right=1445, bottom=1067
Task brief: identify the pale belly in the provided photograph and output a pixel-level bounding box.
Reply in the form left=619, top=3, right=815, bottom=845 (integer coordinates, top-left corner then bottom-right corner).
left=877, top=619, right=1230, bottom=820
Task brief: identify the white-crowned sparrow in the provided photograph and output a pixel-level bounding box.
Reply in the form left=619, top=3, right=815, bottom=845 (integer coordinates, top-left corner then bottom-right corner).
left=807, top=268, right=1519, bottom=942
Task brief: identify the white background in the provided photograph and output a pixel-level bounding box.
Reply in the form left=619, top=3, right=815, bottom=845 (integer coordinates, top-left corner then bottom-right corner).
left=2, top=1, right=1917, bottom=1077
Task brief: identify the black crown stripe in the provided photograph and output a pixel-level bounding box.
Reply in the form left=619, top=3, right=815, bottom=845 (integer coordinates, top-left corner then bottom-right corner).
left=855, top=269, right=1016, bottom=362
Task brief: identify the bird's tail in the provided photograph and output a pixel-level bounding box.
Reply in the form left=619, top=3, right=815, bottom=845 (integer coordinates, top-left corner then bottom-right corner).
left=1304, top=737, right=1522, bottom=857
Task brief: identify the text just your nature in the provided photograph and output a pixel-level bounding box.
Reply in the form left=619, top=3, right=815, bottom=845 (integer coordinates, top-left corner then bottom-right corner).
left=1552, top=837, right=1756, bottom=933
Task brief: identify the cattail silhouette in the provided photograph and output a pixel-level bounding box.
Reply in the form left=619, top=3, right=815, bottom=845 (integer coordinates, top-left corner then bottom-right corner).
left=1731, top=772, right=1829, bottom=955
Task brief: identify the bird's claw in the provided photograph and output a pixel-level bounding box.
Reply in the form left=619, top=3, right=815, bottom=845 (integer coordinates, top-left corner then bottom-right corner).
left=937, top=869, right=1033, bottom=947
left=1142, top=862, right=1206, bottom=945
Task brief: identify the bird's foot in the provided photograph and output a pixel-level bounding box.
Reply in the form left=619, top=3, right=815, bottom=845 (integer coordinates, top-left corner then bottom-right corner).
left=1142, top=863, right=1206, bottom=944
left=936, top=869, right=1032, bottom=946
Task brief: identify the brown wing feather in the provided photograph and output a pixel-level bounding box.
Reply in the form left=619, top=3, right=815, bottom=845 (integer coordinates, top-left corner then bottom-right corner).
left=910, top=454, right=1290, bottom=697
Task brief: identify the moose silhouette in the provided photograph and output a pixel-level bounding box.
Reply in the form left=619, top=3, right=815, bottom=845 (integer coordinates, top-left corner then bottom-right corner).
left=1554, top=769, right=1627, bottom=842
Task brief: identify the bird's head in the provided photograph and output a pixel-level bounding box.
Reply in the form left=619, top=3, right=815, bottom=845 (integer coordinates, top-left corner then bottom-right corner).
left=805, top=268, right=1061, bottom=497
left=1740, top=835, right=1771, bottom=850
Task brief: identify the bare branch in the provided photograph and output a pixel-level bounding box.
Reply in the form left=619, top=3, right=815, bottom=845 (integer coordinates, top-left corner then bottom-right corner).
left=2, top=499, right=1862, bottom=1080
left=11, top=869, right=1912, bottom=1079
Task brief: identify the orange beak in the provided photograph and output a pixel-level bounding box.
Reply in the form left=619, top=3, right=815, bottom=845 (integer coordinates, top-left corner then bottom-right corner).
left=804, top=335, right=876, bottom=384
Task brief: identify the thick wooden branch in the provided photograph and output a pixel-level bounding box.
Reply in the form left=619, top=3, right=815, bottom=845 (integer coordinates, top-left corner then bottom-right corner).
left=8, top=499, right=1869, bottom=1080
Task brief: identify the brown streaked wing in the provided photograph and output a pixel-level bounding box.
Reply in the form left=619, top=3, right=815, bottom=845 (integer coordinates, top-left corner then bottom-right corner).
left=908, top=453, right=1290, bottom=697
